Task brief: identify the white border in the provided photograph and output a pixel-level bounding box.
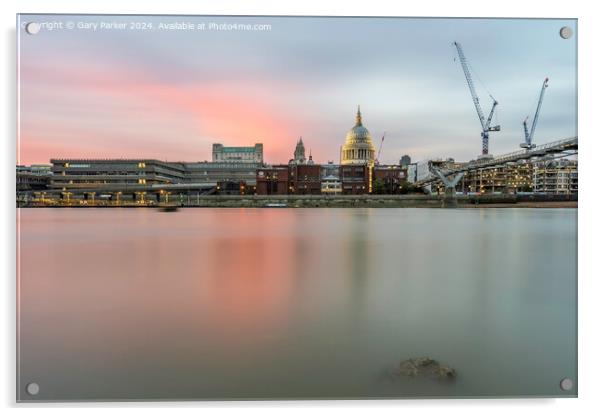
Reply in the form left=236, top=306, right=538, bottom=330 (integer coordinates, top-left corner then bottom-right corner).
left=3, top=1, right=600, bottom=415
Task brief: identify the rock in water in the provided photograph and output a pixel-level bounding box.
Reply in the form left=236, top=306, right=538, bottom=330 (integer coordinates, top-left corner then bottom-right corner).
left=396, top=357, right=456, bottom=381
left=414, top=357, right=438, bottom=367
left=435, top=366, right=456, bottom=380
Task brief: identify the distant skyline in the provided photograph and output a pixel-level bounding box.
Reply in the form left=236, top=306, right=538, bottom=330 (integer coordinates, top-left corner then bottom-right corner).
left=18, top=15, right=577, bottom=165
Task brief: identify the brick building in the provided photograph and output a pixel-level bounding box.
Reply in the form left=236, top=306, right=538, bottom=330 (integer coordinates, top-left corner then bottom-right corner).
left=340, top=164, right=371, bottom=194
left=256, top=166, right=290, bottom=195
left=373, top=165, right=407, bottom=194
left=289, top=164, right=321, bottom=194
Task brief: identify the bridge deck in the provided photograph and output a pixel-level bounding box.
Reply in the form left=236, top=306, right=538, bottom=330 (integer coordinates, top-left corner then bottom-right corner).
left=415, top=136, right=577, bottom=186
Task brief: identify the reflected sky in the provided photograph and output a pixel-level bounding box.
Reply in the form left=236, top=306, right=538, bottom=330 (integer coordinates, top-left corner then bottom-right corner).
left=17, top=208, right=577, bottom=400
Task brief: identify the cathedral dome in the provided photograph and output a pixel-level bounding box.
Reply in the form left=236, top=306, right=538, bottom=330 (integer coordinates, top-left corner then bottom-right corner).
left=346, top=124, right=372, bottom=144
left=341, top=106, right=376, bottom=166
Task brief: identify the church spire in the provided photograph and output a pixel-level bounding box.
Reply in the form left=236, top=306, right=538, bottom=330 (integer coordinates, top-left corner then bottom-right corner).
left=307, top=148, right=314, bottom=164
left=294, top=136, right=306, bottom=164
left=355, top=105, right=362, bottom=126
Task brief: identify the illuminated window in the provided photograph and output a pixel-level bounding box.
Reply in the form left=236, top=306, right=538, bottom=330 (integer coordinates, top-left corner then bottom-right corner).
left=138, top=162, right=146, bottom=168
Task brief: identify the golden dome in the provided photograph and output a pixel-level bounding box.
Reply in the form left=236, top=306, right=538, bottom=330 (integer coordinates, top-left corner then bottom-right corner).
left=341, top=106, right=376, bottom=166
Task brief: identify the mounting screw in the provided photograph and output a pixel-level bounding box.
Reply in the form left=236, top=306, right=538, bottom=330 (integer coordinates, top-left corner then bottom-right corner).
left=559, top=26, right=573, bottom=39
left=560, top=378, right=573, bottom=391
left=25, top=22, right=41, bottom=35
left=26, top=382, right=40, bottom=396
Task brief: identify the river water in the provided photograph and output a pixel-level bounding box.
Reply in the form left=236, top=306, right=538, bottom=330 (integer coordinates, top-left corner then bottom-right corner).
left=17, top=208, right=577, bottom=400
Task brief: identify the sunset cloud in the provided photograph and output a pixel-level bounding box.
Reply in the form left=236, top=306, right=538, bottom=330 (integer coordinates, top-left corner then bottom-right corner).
left=18, top=15, right=576, bottom=165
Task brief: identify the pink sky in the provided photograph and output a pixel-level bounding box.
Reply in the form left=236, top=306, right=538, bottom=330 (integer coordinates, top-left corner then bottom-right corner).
left=18, top=15, right=577, bottom=166
left=19, top=57, right=306, bottom=165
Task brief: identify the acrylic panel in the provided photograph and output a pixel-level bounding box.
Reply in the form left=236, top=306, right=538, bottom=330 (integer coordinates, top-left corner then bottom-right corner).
left=16, top=14, right=577, bottom=401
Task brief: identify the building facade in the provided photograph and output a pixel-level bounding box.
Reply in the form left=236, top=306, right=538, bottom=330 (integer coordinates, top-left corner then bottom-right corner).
left=39, top=157, right=265, bottom=203
left=340, top=164, right=371, bottom=194
left=289, top=163, right=321, bottom=194
left=425, top=158, right=577, bottom=195
left=212, top=143, right=263, bottom=163
left=50, top=159, right=187, bottom=189
left=460, top=164, right=533, bottom=194
left=45, top=158, right=381, bottom=197
left=256, top=162, right=374, bottom=195
left=340, top=107, right=376, bottom=192
left=320, top=162, right=342, bottom=194
left=184, top=162, right=260, bottom=188
left=533, top=159, right=578, bottom=194
left=340, top=107, right=376, bottom=167
left=256, top=166, right=290, bottom=195
left=16, top=165, right=52, bottom=192
left=373, top=165, right=407, bottom=194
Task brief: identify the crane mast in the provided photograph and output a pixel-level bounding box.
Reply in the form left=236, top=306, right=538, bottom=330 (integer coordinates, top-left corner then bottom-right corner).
left=376, top=132, right=385, bottom=165
left=522, top=117, right=530, bottom=145
left=521, top=77, right=549, bottom=150
left=453, top=42, right=500, bottom=157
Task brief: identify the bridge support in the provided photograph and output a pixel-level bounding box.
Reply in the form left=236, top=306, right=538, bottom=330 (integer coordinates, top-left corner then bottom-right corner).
left=432, top=168, right=465, bottom=208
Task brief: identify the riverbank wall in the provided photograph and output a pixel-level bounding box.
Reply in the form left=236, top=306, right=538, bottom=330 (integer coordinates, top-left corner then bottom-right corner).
left=17, top=193, right=577, bottom=208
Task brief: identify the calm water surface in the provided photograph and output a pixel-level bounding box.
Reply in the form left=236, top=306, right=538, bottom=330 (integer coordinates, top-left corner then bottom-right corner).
left=18, top=208, right=577, bottom=400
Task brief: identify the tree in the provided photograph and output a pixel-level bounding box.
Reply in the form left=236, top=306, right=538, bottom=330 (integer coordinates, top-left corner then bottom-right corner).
left=373, top=178, right=385, bottom=194
left=399, top=182, right=418, bottom=194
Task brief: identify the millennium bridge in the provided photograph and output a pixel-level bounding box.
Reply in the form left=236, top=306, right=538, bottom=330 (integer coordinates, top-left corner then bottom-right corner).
left=415, top=136, right=578, bottom=191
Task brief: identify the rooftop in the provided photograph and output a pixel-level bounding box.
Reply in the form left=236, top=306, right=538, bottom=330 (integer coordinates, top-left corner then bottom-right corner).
left=222, top=147, right=259, bottom=153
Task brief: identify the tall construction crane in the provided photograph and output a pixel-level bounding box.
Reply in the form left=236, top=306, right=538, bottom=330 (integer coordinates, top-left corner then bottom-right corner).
left=376, top=132, right=385, bottom=165
left=453, top=42, right=500, bottom=158
left=521, top=77, right=549, bottom=150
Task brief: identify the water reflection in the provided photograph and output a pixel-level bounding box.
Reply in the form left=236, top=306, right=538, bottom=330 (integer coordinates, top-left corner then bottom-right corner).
left=18, top=208, right=577, bottom=400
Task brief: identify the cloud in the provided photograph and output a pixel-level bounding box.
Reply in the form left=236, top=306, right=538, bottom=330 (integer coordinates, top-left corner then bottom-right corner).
left=18, top=15, right=577, bottom=165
